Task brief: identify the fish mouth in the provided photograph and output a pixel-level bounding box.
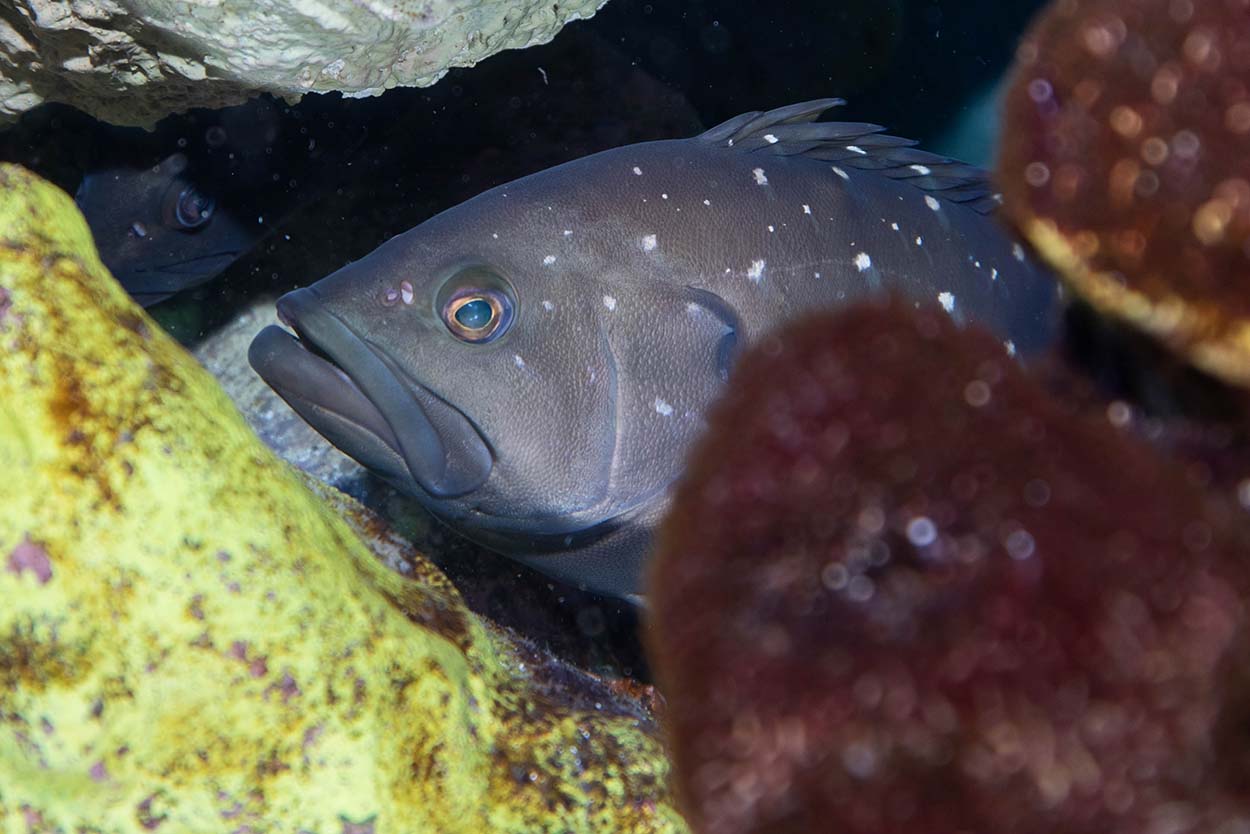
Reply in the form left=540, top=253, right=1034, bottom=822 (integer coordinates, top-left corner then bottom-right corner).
left=248, top=287, right=494, bottom=499
left=111, top=251, right=243, bottom=297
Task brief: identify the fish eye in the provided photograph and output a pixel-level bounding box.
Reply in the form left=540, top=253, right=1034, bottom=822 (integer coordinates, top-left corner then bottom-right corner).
left=443, top=290, right=512, bottom=343
left=162, top=181, right=215, bottom=231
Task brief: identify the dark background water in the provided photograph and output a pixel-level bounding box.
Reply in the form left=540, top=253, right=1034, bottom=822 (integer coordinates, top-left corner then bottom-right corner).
left=0, top=0, right=1050, bottom=675
left=2, top=0, right=1048, bottom=324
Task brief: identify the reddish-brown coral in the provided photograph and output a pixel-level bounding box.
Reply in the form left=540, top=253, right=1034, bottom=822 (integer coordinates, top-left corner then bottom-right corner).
left=997, top=0, right=1250, bottom=385
left=646, top=298, right=1250, bottom=834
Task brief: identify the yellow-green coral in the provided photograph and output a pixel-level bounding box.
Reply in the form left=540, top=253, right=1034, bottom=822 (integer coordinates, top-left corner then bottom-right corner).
left=0, top=164, right=686, bottom=834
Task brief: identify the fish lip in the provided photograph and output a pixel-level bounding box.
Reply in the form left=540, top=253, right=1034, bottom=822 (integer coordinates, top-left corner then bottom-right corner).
left=111, top=251, right=243, bottom=296
left=250, top=287, right=494, bottom=499
left=139, top=250, right=243, bottom=276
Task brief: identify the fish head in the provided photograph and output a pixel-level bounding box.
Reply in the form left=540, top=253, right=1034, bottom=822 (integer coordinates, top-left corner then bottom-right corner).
left=76, top=152, right=252, bottom=304
left=249, top=157, right=739, bottom=594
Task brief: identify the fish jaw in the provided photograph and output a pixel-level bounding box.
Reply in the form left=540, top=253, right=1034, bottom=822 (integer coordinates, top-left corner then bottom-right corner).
left=248, top=287, right=494, bottom=500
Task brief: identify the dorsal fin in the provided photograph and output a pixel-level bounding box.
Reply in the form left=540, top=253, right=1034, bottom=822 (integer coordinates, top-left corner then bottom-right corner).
left=697, top=99, right=1002, bottom=216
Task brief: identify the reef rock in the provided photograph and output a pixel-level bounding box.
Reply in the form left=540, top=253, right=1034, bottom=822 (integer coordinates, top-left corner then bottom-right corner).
left=0, top=164, right=683, bottom=833
left=647, top=298, right=1250, bottom=834
left=0, top=0, right=607, bottom=128
left=997, top=0, right=1250, bottom=386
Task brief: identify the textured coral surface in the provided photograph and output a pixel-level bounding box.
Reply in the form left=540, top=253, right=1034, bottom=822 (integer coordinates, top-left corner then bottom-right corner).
left=0, top=164, right=684, bottom=834
left=0, top=0, right=607, bottom=127
left=647, top=298, right=1250, bottom=834
left=997, top=0, right=1250, bottom=385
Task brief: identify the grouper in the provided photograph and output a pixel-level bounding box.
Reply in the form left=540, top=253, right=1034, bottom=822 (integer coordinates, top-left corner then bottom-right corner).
left=248, top=99, right=1060, bottom=599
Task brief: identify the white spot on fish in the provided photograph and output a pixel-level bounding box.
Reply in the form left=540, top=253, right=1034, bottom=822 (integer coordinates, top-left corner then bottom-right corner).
left=633, top=166, right=643, bottom=176
left=642, top=234, right=657, bottom=252
left=491, top=233, right=499, bottom=239
left=563, top=229, right=573, bottom=236
left=854, top=252, right=872, bottom=272
left=1013, top=243, right=1026, bottom=261
left=747, top=259, right=766, bottom=283
left=846, top=145, right=867, bottom=155
left=603, top=295, right=617, bottom=311
left=802, top=204, right=812, bottom=215
left=991, top=268, right=999, bottom=281
left=764, top=133, right=779, bottom=144
left=703, top=199, right=711, bottom=206
left=974, top=260, right=982, bottom=268
left=768, top=225, right=775, bottom=233
left=915, top=236, right=924, bottom=246
left=890, top=222, right=899, bottom=231
left=1005, top=340, right=1017, bottom=356
left=814, top=271, right=822, bottom=278
left=909, top=164, right=932, bottom=175
left=938, top=291, right=955, bottom=313
left=686, top=302, right=701, bottom=315
left=925, top=195, right=941, bottom=211
left=400, top=280, right=414, bottom=305
left=513, top=354, right=526, bottom=369
left=832, top=166, right=849, bottom=179
left=542, top=255, right=557, bottom=266
left=753, top=168, right=769, bottom=185
left=542, top=300, right=555, bottom=312
left=655, top=397, right=674, bottom=416
left=662, top=193, right=669, bottom=200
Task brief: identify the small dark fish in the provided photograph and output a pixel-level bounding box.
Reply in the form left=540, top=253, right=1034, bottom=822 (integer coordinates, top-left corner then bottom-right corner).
left=249, top=99, right=1060, bottom=599
left=75, top=152, right=254, bottom=306
left=75, top=96, right=369, bottom=306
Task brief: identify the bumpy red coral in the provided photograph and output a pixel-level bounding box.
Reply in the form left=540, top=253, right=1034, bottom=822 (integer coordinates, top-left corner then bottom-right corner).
left=997, top=0, right=1250, bottom=385
left=646, top=298, right=1250, bottom=834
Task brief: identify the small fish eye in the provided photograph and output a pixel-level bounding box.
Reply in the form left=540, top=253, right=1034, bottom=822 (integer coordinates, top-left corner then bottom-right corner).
left=443, top=291, right=512, bottom=343
left=174, top=187, right=215, bottom=229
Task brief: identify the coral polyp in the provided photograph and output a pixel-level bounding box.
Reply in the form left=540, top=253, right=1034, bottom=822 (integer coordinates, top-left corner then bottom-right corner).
left=647, top=298, right=1250, bottom=834
left=997, top=0, right=1250, bottom=385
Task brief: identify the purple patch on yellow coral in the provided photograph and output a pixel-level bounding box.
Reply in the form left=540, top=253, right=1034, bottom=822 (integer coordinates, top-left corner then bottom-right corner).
left=7, top=536, right=52, bottom=584
left=647, top=298, right=1250, bottom=834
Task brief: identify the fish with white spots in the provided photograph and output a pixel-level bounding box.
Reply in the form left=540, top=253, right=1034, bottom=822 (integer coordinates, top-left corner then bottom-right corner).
left=248, top=99, right=1060, bottom=599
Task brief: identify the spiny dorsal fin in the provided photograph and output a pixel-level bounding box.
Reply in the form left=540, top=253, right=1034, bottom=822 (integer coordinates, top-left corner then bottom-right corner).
left=698, top=99, right=1002, bottom=216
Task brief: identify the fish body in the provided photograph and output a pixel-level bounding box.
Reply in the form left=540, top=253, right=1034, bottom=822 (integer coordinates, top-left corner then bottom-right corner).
left=249, top=100, right=1060, bottom=598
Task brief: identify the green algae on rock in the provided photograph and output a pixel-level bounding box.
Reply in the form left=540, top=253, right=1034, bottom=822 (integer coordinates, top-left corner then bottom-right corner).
left=0, top=163, right=684, bottom=834
left=646, top=297, right=1250, bottom=834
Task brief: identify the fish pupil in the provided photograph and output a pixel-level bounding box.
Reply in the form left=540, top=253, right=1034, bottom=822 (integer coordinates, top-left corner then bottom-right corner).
left=455, top=298, right=494, bottom=330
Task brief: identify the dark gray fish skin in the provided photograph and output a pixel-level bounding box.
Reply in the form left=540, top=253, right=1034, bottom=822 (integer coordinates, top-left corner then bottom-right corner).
left=75, top=152, right=256, bottom=306
left=249, top=99, right=1061, bottom=599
